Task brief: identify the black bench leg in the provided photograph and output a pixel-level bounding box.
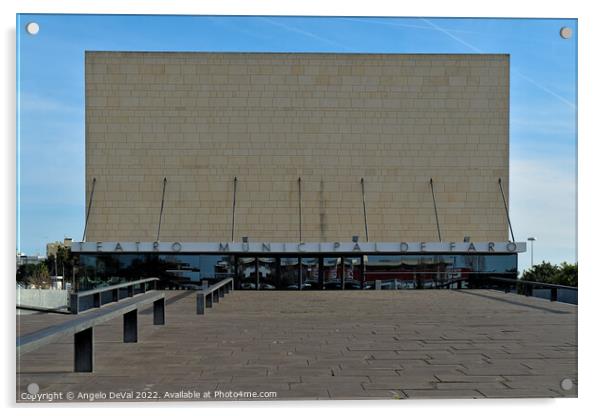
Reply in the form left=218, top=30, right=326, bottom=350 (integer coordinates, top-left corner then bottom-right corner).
left=93, top=293, right=101, bottom=308
left=196, top=294, right=205, bottom=315
left=74, top=327, right=94, bottom=372
left=70, top=294, right=79, bottom=314
left=219, top=287, right=225, bottom=298
left=154, top=298, right=165, bottom=325
left=123, top=310, right=138, bottom=343
left=127, top=286, right=134, bottom=297
left=206, top=293, right=213, bottom=308
left=213, top=291, right=219, bottom=304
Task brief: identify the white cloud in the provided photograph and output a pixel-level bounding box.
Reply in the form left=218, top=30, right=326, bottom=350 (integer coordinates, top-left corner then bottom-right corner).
left=510, top=157, right=577, bottom=271
left=19, top=91, right=83, bottom=114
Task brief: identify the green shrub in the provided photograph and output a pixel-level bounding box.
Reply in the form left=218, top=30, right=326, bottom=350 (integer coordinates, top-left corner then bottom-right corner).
left=521, top=261, right=577, bottom=287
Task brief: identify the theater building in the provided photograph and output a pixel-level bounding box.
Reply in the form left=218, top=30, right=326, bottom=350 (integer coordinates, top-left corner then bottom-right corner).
left=72, top=51, right=525, bottom=290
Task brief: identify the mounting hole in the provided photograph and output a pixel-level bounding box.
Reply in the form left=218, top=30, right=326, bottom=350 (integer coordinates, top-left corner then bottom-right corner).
left=27, top=383, right=40, bottom=394
left=25, top=22, right=40, bottom=35
left=560, top=378, right=574, bottom=391
left=560, top=27, right=572, bottom=39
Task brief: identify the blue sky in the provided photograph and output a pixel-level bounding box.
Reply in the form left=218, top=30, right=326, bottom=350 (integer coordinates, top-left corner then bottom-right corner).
left=16, top=15, right=577, bottom=272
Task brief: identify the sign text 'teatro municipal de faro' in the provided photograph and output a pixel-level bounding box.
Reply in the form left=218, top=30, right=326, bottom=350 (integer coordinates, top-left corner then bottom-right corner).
left=72, top=241, right=527, bottom=254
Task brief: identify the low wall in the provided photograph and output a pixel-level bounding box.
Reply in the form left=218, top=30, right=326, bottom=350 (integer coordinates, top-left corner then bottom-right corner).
left=17, top=289, right=69, bottom=310
left=533, top=288, right=578, bottom=305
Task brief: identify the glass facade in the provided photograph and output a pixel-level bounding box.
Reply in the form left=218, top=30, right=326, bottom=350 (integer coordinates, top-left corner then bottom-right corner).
left=76, top=253, right=235, bottom=291
left=258, top=258, right=278, bottom=290
left=74, top=253, right=517, bottom=291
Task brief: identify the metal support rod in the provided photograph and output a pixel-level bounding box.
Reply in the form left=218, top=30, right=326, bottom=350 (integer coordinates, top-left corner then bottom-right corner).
left=361, top=178, right=369, bottom=241
left=298, top=256, right=302, bottom=291
left=255, top=257, right=259, bottom=291
left=82, top=178, right=96, bottom=241
left=156, top=177, right=167, bottom=241
left=231, top=177, right=237, bottom=241
left=498, top=178, right=515, bottom=242
left=341, top=257, right=345, bottom=290
left=429, top=178, right=442, bottom=242
left=298, top=177, right=302, bottom=242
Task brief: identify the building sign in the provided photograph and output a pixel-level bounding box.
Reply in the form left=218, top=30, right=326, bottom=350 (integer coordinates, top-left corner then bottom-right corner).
left=72, top=241, right=526, bottom=254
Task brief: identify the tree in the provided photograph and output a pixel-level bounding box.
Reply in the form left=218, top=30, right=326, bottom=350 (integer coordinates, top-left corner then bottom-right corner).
left=56, top=245, right=72, bottom=277
left=27, top=263, right=51, bottom=289
left=553, top=262, right=578, bottom=287
left=521, top=261, right=559, bottom=283
left=521, top=261, right=578, bottom=287
left=17, top=263, right=37, bottom=285
left=44, top=246, right=74, bottom=288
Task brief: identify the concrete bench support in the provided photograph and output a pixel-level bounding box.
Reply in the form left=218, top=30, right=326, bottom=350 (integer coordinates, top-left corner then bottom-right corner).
left=74, top=327, right=94, bottom=373
left=70, top=294, right=79, bottom=314
left=123, top=309, right=138, bottom=343
left=153, top=298, right=165, bottom=325
left=195, top=278, right=233, bottom=315
left=196, top=294, right=205, bottom=315
left=93, top=293, right=101, bottom=308
left=70, top=278, right=159, bottom=314
left=19, top=291, right=166, bottom=374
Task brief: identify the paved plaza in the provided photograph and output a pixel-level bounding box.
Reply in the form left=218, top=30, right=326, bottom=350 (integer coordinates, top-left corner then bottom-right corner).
left=17, top=289, right=577, bottom=401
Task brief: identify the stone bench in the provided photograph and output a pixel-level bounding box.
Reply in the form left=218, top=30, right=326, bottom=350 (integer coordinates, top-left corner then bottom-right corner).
left=17, top=291, right=166, bottom=372
left=196, top=278, right=234, bottom=315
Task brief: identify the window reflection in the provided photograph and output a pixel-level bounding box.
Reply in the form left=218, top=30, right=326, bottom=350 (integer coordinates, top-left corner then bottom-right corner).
left=77, top=253, right=234, bottom=290
left=258, top=258, right=278, bottom=290
left=323, top=257, right=341, bottom=290
left=160, top=254, right=200, bottom=288
left=344, top=257, right=362, bottom=290
left=301, top=258, right=319, bottom=290
left=76, top=253, right=518, bottom=291
left=480, top=255, right=517, bottom=275
left=280, top=257, right=299, bottom=290
left=238, top=257, right=256, bottom=290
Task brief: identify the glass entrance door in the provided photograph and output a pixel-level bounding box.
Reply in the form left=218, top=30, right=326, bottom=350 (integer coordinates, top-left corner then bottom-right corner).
left=236, top=255, right=364, bottom=290
left=258, top=258, right=278, bottom=290
left=343, top=257, right=362, bottom=289
left=280, top=257, right=299, bottom=290
left=300, top=257, right=319, bottom=290
left=323, top=257, right=342, bottom=290
left=322, top=256, right=363, bottom=290
left=238, top=257, right=257, bottom=290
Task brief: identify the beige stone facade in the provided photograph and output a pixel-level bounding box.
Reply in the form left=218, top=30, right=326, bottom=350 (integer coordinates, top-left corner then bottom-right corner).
left=85, top=52, right=509, bottom=243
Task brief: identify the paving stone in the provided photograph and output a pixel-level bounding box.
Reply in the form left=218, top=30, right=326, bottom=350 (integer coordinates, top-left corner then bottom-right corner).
left=402, top=389, right=486, bottom=399
left=16, top=290, right=577, bottom=402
